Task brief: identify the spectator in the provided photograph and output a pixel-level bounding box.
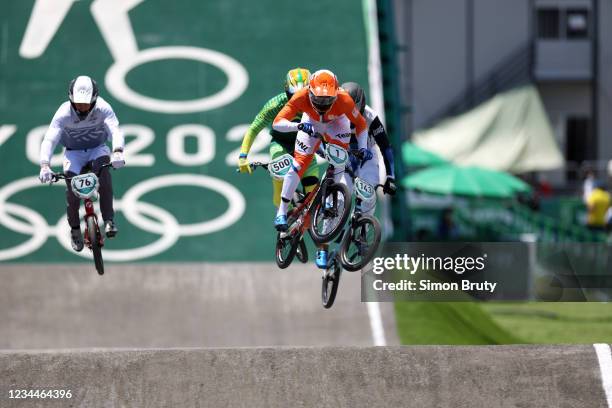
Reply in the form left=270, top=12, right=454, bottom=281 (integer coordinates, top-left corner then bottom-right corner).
left=585, top=180, right=611, bottom=232
left=583, top=167, right=596, bottom=204
left=537, top=174, right=553, bottom=197
left=415, top=228, right=432, bottom=242
left=437, top=207, right=459, bottom=240
left=518, top=191, right=540, bottom=211
left=608, top=160, right=612, bottom=192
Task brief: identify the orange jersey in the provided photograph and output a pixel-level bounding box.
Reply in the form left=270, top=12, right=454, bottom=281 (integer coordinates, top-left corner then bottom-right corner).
left=273, top=87, right=367, bottom=136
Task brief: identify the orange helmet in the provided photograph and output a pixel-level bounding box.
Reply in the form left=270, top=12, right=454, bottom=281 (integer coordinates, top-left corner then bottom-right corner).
left=308, top=69, right=338, bottom=114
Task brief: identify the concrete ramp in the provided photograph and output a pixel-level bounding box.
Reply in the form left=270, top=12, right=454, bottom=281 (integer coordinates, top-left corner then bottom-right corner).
left=0, top=346, right=608, bottom=407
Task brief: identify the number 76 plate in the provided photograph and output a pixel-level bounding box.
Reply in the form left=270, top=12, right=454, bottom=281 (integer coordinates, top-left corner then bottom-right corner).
left=70, top=173, right=99, bottom=199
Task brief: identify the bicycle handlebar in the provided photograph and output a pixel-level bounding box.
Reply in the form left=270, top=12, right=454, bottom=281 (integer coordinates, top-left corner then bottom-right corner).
left=249, top=162, right=268, bottom=170
left=235, top=162, right=269, bottom=173
left=237, top=156, right=391, bottom=194
left=51, top=162, right=113, bottom=182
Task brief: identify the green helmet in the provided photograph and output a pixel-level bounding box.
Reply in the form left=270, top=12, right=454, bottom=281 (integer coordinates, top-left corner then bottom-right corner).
left=285, top=67, right=311, bottom=99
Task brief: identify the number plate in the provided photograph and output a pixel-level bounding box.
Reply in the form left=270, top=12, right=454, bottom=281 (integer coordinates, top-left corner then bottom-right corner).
left=70, top=173, right=99, bottom=199
left=354, top=177, right=376, bottom=202
left=324, top=144, right=349, bottom=167
left=268, top=154, right=293, bottom=180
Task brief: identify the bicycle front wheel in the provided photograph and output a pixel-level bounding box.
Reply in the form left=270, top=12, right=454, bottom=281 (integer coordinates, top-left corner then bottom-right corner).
left=339, top=215, right=381, bottom=272
left=295, top=238, right=308, bottom=263
left=322, top=256, right=342, bottom=309
left=309, top=183, right=351, bottom=244
left=87, top=216, right=104, bottom=275
left=275, top=231, right=300, bottom=269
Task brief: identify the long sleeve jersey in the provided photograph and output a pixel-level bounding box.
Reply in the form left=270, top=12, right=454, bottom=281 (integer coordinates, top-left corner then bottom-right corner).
left=40, top=96, right=124, bottom=165
left=240, top=92, right=299, bottom=155
left=272, top=88, right=368, bottom=150
left=362, top=104, right=395, bottom=179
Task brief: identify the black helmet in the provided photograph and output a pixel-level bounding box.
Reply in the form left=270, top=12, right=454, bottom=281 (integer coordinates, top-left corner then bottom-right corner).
left=341, top=82, right=366, bottom=114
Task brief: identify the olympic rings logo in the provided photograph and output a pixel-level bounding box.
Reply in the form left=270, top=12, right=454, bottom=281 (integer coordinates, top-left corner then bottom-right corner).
left=105, top=46, right=248, bottom=114
left=20, top=0, right=249, bottom=114
left=0, top=174, right=245, bottom=262
left=10, top=1, right=251, bottom=261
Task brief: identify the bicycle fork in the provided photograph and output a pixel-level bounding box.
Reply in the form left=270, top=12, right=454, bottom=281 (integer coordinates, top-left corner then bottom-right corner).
left=83, top=199, right=103, bottom=249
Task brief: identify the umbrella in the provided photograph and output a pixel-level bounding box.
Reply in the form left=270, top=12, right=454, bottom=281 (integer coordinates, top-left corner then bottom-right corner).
left=402, top=165, right=531, bottom=199
left=402, top=142, right=448, bottom=167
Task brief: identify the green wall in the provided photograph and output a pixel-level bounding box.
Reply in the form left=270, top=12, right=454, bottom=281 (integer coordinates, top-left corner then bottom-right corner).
left=0, top=0, right=369, bottom=262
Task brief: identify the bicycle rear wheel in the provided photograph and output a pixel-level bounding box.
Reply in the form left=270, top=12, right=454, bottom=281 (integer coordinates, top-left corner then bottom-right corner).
left=87, top=216, right=104, bottom=275
left=309, top=183, right=351, bottom=244
left=339, top=215, right=381, bottom=272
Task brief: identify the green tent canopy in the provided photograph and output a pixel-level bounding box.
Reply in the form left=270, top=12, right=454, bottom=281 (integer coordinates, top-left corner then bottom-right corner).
left=402, top=165, right=531, bottom=199
left=413, top=86, right=564, bottom=174
left=402, top=142, right=448, bottom=167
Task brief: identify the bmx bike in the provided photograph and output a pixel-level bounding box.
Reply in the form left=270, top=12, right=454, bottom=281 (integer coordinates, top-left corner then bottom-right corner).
left=51, top=163, right=112, bottom=275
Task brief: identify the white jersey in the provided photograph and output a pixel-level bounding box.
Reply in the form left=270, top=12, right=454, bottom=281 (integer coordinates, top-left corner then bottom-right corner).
left=349, top=104, right=395, bottom=180
left=362, top=105, right=378, bottom=148
left=349, top=105, right=382, bottom=149
left=363, top=104, right=377, bottom=127
left=40, top=96, right=124, bottom=165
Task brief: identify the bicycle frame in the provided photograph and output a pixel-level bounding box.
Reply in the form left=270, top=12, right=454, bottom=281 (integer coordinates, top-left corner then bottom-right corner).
left=246, top=160, right=331, bottom=236
left=286, top=160, right=345, bottom=235
left=248, top=140, right=348, bottom=244
left=284, top=186, right=319, bottom=236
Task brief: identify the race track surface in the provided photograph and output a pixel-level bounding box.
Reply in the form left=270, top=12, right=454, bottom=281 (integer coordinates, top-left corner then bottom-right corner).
left=0, top=263, right=398, bottom=348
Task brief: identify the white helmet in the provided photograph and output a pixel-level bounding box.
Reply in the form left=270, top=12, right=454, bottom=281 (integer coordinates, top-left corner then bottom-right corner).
left=68, top=75, right=98, bottom=120
left=69, top=76, right=98, bottom=117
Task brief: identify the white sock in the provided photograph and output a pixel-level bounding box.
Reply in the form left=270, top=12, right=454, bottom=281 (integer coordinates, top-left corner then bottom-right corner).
left=277, top=199, right=290, bottom=217
left=276, top=169, right=300, bottom=217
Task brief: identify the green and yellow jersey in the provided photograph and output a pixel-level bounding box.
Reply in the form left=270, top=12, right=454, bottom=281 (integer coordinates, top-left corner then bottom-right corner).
left=240, top=92, right=301, bottom=155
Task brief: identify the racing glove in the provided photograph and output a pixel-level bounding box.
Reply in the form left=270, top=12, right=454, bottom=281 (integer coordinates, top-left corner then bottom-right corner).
left=238, top=153, right=252, bottom=174
left=383, top=176, right=397, bottom=196
left=39, top=164, right=53, bottom=184
left=111, top=149, right=126, bottom=169
left=297, top=123, right=314, bottom=136
left=358, top=148, right=373, bottom=168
